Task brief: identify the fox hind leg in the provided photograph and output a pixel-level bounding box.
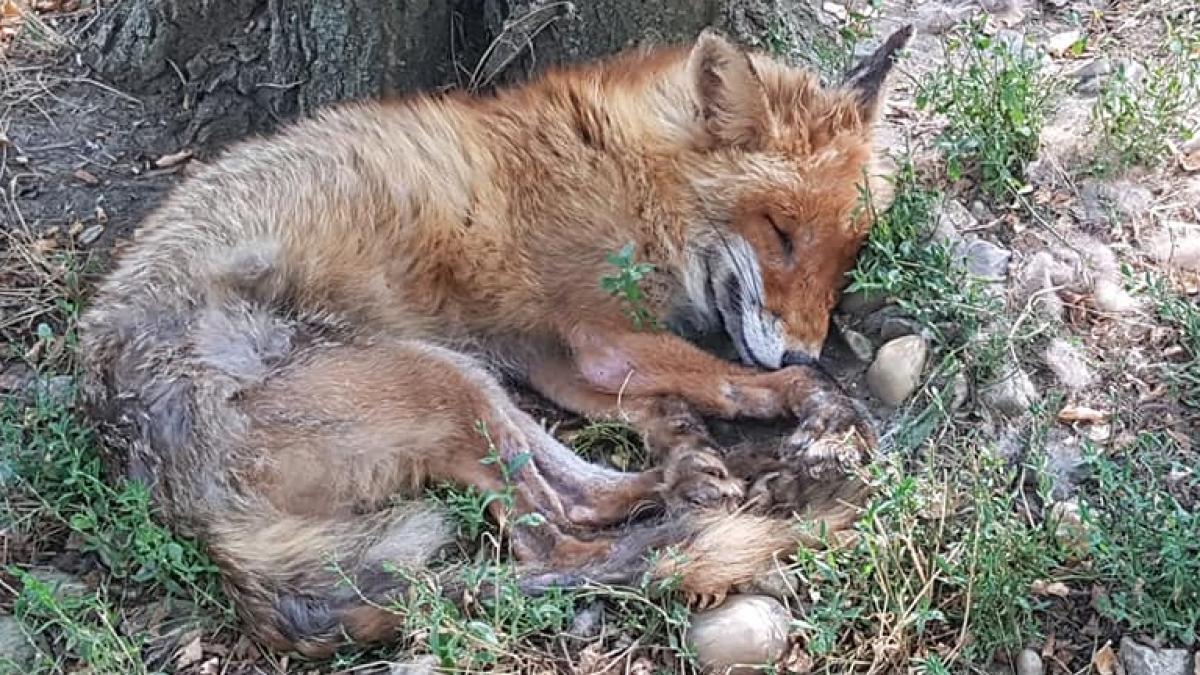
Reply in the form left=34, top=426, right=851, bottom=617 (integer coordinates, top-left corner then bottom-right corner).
left=240, top=339, right=657, bottom=568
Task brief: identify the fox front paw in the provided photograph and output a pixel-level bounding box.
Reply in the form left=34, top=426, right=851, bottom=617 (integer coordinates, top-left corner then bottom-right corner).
left=661, top=447, right=745, bottom=511
left=684, top=588, right=729, bottom=611
left=782, top=369, right=877, bottom=481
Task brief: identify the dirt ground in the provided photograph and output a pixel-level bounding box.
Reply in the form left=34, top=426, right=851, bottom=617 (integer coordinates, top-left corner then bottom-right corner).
left=2, top=1, right=1199, bottom=674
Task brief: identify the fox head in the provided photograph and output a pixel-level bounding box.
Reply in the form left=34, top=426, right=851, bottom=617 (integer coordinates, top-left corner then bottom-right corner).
left=674, top=26, right=912, bottom=370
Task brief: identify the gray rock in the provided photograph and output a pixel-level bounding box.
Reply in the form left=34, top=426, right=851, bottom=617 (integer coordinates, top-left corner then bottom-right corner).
left=994, top=30, right=1046, bottom=65
left=30, top=375, right=75, bottom=404
left=964, top=238, right=1012, bottom=281
left=0, top=362, right=35, bottom=393
left=1043, top=338, right=1094, bottom=390
left=936, top=200, right=1010, bottom=281
left=78, top=224, right=105, bottom=247
left=935, top=199, right=977, bottom=246
left=0, top=615, right=37, bottom=671
left=687, top=595, right=791, bottom=674
left=840, top=328, right=875, bottom=363
left=950, top=372, right=971, bottom=411
left=1044, top=30, right=1082, bottom=57
left=915, top=3, right=977, bottom=34
left=970, top=199, right=993, bottom=222
left=837, top=290, right=888, bottom=317
left=1078, top=180, right=1154, bottom=229
left=1016, top=648, right=1044, bottom=675
left=879, top=314, right=923, bottom=342
left=389, top=655, right=439, bottom=675
left=1044, top=429, right=1085, bottom=501
left=980, top=364, right=1040, bottom=417
left=1074, top=57, right=1146, bottom=95
left=569, top=601, right=604, bottom=638
left=866, top=335, right=929, bottom=406
left=1119, top=637, right=1190, bottom=675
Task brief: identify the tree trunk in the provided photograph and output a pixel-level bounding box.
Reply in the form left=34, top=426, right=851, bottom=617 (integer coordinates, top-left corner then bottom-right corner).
left=83, top=0, right=834, bottom=152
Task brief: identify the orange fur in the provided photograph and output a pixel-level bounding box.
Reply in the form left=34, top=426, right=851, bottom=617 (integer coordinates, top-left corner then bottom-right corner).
left=80, top=27, right=912, bottom=656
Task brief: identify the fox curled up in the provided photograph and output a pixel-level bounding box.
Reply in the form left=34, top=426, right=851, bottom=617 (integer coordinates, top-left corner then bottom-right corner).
left=81, top=24, right=913, bottom=656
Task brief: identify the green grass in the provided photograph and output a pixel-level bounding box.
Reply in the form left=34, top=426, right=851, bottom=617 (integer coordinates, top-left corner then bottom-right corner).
left=409, top=423, right=696, bottom=670
left=1, top=391, right=224, bottom=607
left=5, top=570, right=145, bottom=675
left=0, top=388, right=228, bottom=673
left=1079, top=433, right=1200, bottom=645
left=0, top=253, right=227, bottom=672
left=783, top=436, right=1069, bottom=671
left=1090, top=20, right=1199, bottom=173
left=916, top=20, right=1059, bottom=198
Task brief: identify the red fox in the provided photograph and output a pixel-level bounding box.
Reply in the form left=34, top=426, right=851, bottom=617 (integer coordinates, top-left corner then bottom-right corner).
left=80, top=26, right=912, bottom=656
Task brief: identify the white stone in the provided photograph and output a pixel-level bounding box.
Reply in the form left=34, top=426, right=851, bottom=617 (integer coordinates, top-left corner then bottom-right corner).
left=1016, top=648, right=1045, bottom=675
left=687, top=595, right=791, bottom=673
left=1119, top=636, right=1190, bottom=675
left=1045, top=30, right=1082, bottom=57
left=866, top=335, right=929, bottom=406
left=980, top=365, right=1040, bottom=417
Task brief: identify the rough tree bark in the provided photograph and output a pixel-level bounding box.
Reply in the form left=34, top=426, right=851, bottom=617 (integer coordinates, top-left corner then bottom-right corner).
left=83, top=0, right=835, bottom=151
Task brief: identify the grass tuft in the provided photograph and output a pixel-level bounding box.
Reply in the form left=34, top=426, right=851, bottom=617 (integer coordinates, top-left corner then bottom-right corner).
left=916, top=20, right=1059, bottom=198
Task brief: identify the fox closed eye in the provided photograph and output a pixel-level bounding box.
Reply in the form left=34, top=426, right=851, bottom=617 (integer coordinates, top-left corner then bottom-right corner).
left=766, top=214, right=793, bottom=258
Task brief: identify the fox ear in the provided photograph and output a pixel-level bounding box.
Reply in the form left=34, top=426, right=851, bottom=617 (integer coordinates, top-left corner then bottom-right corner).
left=689, top=30, right=770, bottom=150
left=842, top=24, right=913, bottom=122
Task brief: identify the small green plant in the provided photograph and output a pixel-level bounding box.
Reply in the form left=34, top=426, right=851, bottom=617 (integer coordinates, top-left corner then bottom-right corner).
left=1133, top=271, right=1200, bottom=409
left=848, top=158, right=998, bottom=349
left=6, top=569, right=147, bottom=675
left=1091, top=24, right=1199, bottom=172
left=959, top=450, right=1066, bottom=662
left=1079, top=433, right=1200, bottom=645
left=916, top=20, right=1058, bottom=198
left=601, top=242, right=659, bottom=331
left=1, top=391, right=225, bottom=608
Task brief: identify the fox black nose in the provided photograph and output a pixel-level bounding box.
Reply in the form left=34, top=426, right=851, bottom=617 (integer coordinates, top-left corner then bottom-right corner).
left=781, top=350, right=816, bottom=367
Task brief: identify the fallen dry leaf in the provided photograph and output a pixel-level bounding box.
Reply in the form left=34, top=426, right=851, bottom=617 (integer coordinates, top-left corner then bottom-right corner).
left=32, top=236, right=57, bottom=255
left=73, top=168, right=99, bottom=185
left=1, top=0, right=22, bottom=20
left=1057, top=405, right=1110, bottom=423
left=176, top=635, right=203, bottom=670
left=1093, top=642, right=1121, bottom=674
left=1031, top=580, right=1071, bottom=597
left=154, top=149, right=193, bottom=168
